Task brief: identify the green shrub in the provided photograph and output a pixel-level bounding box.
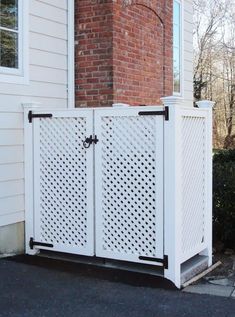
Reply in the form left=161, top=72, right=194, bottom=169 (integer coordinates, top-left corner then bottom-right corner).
left=213, top=149, right=235, bottom=249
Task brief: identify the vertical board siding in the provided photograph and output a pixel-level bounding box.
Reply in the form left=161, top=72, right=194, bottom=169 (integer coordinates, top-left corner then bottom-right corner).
left=0, top=0, right=68, bottom=227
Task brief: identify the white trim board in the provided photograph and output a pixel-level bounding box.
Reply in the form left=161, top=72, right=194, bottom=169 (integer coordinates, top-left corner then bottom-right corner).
left=67, top=0, right=75, bottom=109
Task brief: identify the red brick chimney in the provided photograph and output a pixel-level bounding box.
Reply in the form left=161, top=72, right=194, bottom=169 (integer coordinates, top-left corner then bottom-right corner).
left=75, top=0, right=173, bottom=107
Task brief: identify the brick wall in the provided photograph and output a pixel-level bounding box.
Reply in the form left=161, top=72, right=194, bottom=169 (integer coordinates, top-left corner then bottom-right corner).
left=75, top=0, right=173, bottom=107
left=75, top=0, right=113, bottom=107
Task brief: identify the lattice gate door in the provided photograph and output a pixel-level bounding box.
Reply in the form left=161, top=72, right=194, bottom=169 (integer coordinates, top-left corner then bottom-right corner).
left=32, top=110, right=94, bottom=256
left=94, top=107, right=164, bottom=265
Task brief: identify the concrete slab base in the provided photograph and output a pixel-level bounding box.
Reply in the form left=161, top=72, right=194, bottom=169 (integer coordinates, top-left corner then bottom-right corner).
left=0, top=222, right=25, bottom=255
left=181, top=255, right=208, bottom=285
left=183, top=284, right=235, bottom=297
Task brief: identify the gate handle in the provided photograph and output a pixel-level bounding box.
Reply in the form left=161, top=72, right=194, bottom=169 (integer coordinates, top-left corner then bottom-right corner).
left=83, top=135, right=93, bottom=148
left=83, top=135, right=99, bottom=148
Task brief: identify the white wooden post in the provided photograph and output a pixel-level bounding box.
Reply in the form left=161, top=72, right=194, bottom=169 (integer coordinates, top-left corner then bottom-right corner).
left=196, top=100, right=214, bottom=266
left=22, top=103, right=41, bottom=255
left=161, top=96, right=183, bottom=288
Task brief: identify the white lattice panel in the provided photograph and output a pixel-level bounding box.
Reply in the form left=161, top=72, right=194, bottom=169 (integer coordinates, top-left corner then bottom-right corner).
left=95, top=108, right=164, bottom=264
left=33, top=110, right=94, bottom=256
left=181, top=115, right=206, bottom=258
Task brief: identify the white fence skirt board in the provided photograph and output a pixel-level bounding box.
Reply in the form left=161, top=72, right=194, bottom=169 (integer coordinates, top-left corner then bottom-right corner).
left=94, top=108, right=164, bottom=265
left=33, top=110, right=94, bottom=256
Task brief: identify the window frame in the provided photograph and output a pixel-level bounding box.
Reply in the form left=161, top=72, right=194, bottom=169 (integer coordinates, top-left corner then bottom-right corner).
left=0, top=0, right=28, bottom=84
left=173, top=0, right=183, bottom=96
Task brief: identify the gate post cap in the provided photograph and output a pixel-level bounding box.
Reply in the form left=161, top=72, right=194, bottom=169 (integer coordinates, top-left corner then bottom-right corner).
left=196, top=100, right=215, bottom=109
left=160, top=96, right=182, bottom=107
left=22, top=102, right=42, bottom=110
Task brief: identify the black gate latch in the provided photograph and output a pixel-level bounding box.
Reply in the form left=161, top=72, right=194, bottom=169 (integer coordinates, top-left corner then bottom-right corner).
left=83, top=135, right=99, bottom=148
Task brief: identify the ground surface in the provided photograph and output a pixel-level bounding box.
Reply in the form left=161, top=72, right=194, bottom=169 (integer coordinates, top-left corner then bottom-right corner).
left=0, top=255, right=235, bottom=317
left=184, top=253, right=235, bottom=298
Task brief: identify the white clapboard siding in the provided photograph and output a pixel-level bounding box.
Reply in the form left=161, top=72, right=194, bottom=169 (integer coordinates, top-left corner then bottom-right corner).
left=0, top=0, right=68, bottom=228
left=0, top=195, right=24, bottom=216
left=30, top=65, right=67, bottom=85
left=30, top=0, right=67, bottom=24
left=0, top=96, right=67, bottom=112
left=0, top=81, right=67, bottom=99
left=0, top=146, right=24, bottom=164
left=30, top=49, right=67, bottom=70
left=0, top=113, right=23, bottom=129
left=0, top=211, right=24, bottom=227
left=30, top=15, right=67, bottom=39
left=37, top=0, right=67, bottom=10
left=0, top=180, right=24, bottom=199
left=0, top=163, right=24, bottom=182
left=0, top=130, right=24, bottom=146
left=183, top=0, right=194, bottom=106
left=30, top=33, right=67, bottom=55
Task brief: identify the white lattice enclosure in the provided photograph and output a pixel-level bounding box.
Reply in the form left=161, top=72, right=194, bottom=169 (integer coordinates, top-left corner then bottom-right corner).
left=24, top=99, right=212, bottom=288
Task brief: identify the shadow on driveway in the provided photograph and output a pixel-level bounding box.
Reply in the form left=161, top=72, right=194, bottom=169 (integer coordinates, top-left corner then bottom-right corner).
left=0, top=255, right=234, bottom=317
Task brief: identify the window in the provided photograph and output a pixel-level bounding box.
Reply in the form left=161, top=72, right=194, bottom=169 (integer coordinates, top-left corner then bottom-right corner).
left=173, top=0, right=182, bottom=94
left=0, top=0, right=28, bottom=83
left=0, top=0, right=18, bottom=69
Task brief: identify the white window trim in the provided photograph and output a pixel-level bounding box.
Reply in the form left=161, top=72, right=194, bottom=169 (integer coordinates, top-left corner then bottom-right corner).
left=173, top=0, right=184, bottom=97
left=67, top=0, right=75, bottom=108
left=0, top=0, right=29, bottom=84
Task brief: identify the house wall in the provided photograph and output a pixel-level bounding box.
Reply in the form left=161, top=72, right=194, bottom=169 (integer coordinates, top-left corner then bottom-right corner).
left=75, top=0, right=173, bottom=107
left=112, top=1, right=173, bottom=105
left=0, top=0, right=69, bottom=254
left=75, top=0, right=194, bottom=107
left=75, top=1, right=114, bottom=107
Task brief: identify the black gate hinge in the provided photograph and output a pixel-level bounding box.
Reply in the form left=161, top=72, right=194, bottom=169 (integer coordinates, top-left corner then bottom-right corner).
left=138, top=106, right=169, bottom=121
left=83, top=135, right=99, bottom=148
left=139, top=255, right=169, bottom=269
left=29, top=237, right=53, bottom=250
left=28, top=110, right=53, bottom=123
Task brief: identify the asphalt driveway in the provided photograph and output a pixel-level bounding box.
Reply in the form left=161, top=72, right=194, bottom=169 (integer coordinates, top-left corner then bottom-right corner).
left=0, top=255, right=234, bottom=317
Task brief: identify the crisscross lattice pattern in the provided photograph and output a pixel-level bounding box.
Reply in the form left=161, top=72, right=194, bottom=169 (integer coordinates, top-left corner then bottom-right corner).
left=99, top=115, right=159, bottom=257
left=37, top=117, right=88, bottom=248
left=181, top=116, right=206, bottom=255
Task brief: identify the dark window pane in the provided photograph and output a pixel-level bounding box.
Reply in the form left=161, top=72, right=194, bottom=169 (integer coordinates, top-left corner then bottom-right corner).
left=0, top=29, right=18, bottom=68
left=174, top=77, right=181, bottom=93
left=0, top=0, right=18, bottom=30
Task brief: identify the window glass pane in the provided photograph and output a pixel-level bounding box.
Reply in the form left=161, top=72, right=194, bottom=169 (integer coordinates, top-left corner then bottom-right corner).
left=0, top=0, right=18, bottom=30
left=173, top=2, right=180, bottom=26
left=173, top=28, right=180, bottom=48
left=174, top=71, right=181, bottom=93
left=174, top=46, right=180, bottom=93
left=0, top=29, right=18, bottom=68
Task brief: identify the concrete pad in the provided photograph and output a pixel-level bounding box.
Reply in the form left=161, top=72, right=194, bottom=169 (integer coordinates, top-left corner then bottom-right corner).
left=183, top=283, right=234, bottom=297
left=209, top=278, right=233, bottom=286
left=231, top=289, right=235, bottom=298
